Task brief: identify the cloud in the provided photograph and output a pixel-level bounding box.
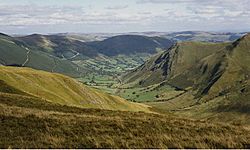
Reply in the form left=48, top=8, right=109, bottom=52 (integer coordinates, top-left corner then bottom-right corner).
left=138, top=0, right=250, bottom=22
left=0, top=4, right=143, bottom=26
left=0, top=0, right=249, bottom=33
left=105, top=5, right=128, bottom=10
left=0, top=4, right=86, bottom=25
left=136, top=0, right=250, bottom=12
left=137, top=0, right=202, bottom=4
left=138, top=12, right=152, bottom=15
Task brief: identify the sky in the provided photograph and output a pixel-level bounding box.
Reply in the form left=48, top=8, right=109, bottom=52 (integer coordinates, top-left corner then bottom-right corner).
left=0, top=0, right=250, bottom=34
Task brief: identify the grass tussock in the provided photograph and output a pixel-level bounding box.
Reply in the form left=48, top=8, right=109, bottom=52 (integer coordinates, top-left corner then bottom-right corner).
left=0, top=92, right=250, bottom=149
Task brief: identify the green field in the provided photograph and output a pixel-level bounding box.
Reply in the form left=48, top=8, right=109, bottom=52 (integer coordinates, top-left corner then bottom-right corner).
left=115, top=83, right=184, bottom=102
left=75, top=53, right=158, bottom=96
left=74, top=53, right=152, bottom=78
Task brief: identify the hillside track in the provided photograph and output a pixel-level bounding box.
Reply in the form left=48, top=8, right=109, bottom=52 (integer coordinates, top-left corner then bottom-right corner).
left=22, top=47, right=30, bottom=67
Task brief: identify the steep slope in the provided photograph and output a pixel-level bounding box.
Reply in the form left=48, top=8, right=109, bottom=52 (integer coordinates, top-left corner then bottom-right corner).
left=87, top=35, right=174, bottom=56
left=0, top=33, right=86, bottom=77
left=121, top=34, right=250, bottom=123
left=0, top=66, right=149, bottom=112
left=202, top=33, right=250, bottom=98
left=122, top=41, right=228, bottom=87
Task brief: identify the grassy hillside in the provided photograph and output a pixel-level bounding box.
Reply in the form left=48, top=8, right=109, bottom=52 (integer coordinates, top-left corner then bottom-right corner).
left=1, top=91, right=250, bottom=148
left=121, top=41, right=229, bottom=87
left=18, top=34, right=98, bottom=58
left=120, top=34, right=250, bottom=124
left=0, top=66, right=149, bottom=112
left=0, top=34, right=27, bottom=65
left=0, top=34, right=86, bottom=77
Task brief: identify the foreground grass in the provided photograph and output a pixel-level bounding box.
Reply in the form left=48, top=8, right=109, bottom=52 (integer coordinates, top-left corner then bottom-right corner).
left=0, top=92, right=250, bottom=148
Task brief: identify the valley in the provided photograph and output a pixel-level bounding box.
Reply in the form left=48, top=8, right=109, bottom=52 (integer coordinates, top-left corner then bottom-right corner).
left=1, top=31, right=250, bottom=148
left=1, top=0, right=250, bottom=148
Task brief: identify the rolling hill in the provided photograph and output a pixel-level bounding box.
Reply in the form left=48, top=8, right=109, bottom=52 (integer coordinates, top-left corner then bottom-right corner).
left=121, top=33, right=250, bottom=124
left=18, top=34, right=98, bottom=59
left=162, top=31, right=245, bottom=42
left=0, top=33, right=86, bottom=77
left=19, top=34, right=174, bottom=58
left=87, top=35, right=174, bottom=56
left=0, top=66, right=149, bottom=112
left=17, top=33, right=175, bottom=89
left=60, top=31, right=245, bottom=43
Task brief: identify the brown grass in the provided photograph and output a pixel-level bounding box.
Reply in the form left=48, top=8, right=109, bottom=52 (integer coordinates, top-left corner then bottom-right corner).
left=0, top=92, right=250, bottom=149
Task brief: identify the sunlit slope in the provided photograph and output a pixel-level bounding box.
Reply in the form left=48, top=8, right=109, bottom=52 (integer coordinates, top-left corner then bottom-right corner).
left=0, top=66, right=150, bottom=112
left=122, top=34, right=249, bottom=96
left=121, top=34, right=250, bottom=123
left=122, top=41, right=228, bottom=87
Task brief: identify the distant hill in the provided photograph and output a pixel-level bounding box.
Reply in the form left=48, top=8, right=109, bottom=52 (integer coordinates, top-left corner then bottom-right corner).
left=16, top=34, right=175, bottom=83
left=18, top=34, right=98, bottom=58
left=0, top=32, right=175, bottom=85
left=0, top=34, right=85, bottom=77
left=162, top=31, right=245, bottom=42
left=60, top=31, right=245, bottom=43
left=19, top=34, right=174, bottom=58
left=121, top=33, right=250, bottom=124
left=87, top=35, right=174, bottom=56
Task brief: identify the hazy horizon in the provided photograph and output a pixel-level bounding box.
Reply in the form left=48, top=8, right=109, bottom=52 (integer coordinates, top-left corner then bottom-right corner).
left=0, top=0, right=250, bottom=34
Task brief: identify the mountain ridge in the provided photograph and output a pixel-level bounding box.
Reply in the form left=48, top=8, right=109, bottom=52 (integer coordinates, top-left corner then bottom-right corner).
left=121, top=33, right=250, bottom=123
